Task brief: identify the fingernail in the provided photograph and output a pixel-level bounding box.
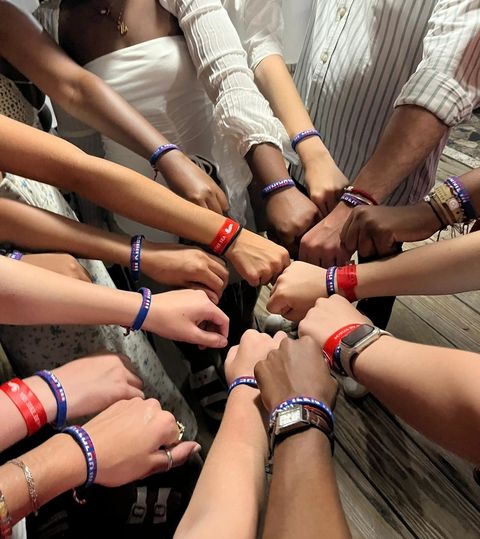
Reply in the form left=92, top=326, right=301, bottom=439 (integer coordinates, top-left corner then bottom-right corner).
left=192, top=444, right=202, bottom=454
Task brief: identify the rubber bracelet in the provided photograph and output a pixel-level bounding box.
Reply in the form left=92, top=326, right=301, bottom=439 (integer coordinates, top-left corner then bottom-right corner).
left=340, top=192, right=368, bottom=207
left=323, top=323, right=362, bottom=366
left=344, top=186, right=378, bottom=206
left=221, top=225, right=243, bottom=256
left=228, top=377, right=258, bottom=395
left=124, top=287, right=152, bottom=336
left=35, top=370, right=67, bottom=430
left=445, top=177, right=476, bottom=220
left=149, top=144, right=180, bottom=168
left=62, top=426, right=97, bottom=488
left=336, top=264, right=358, bottom=302
left=7, top=250, right=23, bottom=260
left=326, top=266, right=337, bottom=296
left=261, top=178, right=296, bottom=199
left=130, top=234, right=145, bottom=282
left=0, top=378, right=47, bottom=436
left=270, top=396, right=334, bottom=428
left=209, top=218, right=241, bottom=256
left=291, top=129, right=321, bottom=152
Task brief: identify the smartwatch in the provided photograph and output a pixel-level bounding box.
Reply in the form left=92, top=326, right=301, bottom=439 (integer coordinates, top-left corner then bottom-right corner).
left=338, top=324, right=392, bottom=378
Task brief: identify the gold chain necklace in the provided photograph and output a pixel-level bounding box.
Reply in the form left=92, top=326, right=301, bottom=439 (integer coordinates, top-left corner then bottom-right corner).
left=99, top=0, right=128, bottom=36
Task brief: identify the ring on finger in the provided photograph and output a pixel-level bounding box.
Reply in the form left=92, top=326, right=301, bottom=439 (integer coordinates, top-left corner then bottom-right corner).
left=164, top=448, right=173, bottom=472
left=176, top=421, right=185, bottom=441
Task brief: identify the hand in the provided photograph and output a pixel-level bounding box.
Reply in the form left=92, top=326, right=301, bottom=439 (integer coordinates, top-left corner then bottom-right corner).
left=298, top=295, right=370, bottom=349
left=267, top=261, right=327, bottom=322
left=299, top=202, right=353, bottom=267
left=304, top=155, right=348, bottom=217
left=224, top=229, right=290, bottom=286
left=340, top=202, right=440, bottom=258
left=265, top=188, right=319, bottom=256
left=164, top=153, right=229, bottom=215
left=142, top=242, right=228, bottom=304
left=21, top=253, right=91, bottom=282
left=255, top=336, right=338, bottom=411
left=52, top=352, right=144, bottom=419
left=144, top=289, right=229, bottom=348
left=224, top=329, right=287, bottom=385
left=83, top=398, right=200, bottom=487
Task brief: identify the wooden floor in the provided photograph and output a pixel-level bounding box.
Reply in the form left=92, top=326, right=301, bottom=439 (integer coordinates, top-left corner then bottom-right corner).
left=286, top=149, right=480, bottom=538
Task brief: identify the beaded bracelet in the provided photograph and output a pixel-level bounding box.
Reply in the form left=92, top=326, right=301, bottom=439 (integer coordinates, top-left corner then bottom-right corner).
left=124, top=287, right=152, bottom=336
left=326, top=266, right=337, bottom=297
left=261, top=178, right=296, bottom=199
left=7, top=460, right=39, bottom=515
left=228, top=377, right=258, bottom=395
left=291, top=129, right=321, bottom=152
left=62, top=426, right=97, bottom=488
left=270, top=396, right=334, bottom=428
left=149, top=144, right=180, bottom=168
left=0, top=378, right=47, bottom=436
left=35, top=370, right=67, bottom=430
left=0, top=488, right=12, bottom=539
left=209, top=218, right=241, bottom=256
left=339, top=192, right=368, bottom=207
left=7, top=250, right=23, bottom=260
left=130, top=235, right=145, bottom=283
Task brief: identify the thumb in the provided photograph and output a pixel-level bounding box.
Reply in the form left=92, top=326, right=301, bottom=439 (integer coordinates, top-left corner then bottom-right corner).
left=194, top=327, right=228, bottom=349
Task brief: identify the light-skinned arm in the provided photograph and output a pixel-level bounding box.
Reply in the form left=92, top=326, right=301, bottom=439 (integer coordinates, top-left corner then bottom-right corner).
left=0, top=114, right=290, bottom=286
left=299, top=296, right=480, bottom=464
left=0, top=256, right=229, bottom=348
left=0, top=198, right=228, bottom=303
left=0, top=1, right=227, bottom=212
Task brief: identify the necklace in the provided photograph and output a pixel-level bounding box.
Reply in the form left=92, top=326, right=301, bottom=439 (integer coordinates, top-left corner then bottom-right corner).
left=99, top=1, right=128, bottom=36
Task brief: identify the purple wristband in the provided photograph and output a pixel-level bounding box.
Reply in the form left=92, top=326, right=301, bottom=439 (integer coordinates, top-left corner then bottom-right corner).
left=326, top=266, right=337, bottom=297
left=149, top=144, right=180, bottom=168
left=445, top=177, right=476, bottom=220
left=62, top=426, right=97, bottom=487
left=340, top=192, right=369, bottom=207
left=8, top=250, right=23, bottom=260
left=291, top=129, right=321, bottom=152
left=124, top=287, right=152, bottom=336
left=261, top=178, right=296, bottom=199
left=130, top=235, right=145, bottom=282
left=35, top=370, right=67, bottom=430
left=228, top=377, right=258, bottom=395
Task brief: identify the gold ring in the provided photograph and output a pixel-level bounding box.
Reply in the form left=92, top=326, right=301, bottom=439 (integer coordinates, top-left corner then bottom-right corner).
left=176, top=421, right=185, bottom=441
left=164, top=448, right=173, bottom=472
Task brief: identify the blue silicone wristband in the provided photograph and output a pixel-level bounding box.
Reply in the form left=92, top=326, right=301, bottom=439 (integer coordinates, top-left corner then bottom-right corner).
left=228, top=377, right=258, bottom=395
left=291, top=129, right=321, bottom=152
left=149, top=144, right=180, bottom=168
left=62, top=426, right=97, bottom=487
left=261, top=178, right=296, bottom=199
left=326, top=266, right=337, bottom=297
left=124, top=288, right=152, bottom=336
left=130, top=235, right=145, bottom=282
left=35, top=370, right=67, bottom=430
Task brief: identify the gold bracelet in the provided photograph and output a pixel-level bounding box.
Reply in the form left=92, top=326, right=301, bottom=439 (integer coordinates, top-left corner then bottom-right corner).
left=7, top=460, right=39, bottom=516
left=0, top=488, right=12, bottom=539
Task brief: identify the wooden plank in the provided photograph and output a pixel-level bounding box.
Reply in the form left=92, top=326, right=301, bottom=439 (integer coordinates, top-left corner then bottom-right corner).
left=455, top=290, right=480, bottom=315
left=334, top=446, right=414, bottom=539
left=335, top=393, right=480, bottom=538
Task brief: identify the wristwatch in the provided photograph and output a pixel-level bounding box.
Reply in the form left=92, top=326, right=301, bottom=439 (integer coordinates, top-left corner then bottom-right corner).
left=337, top=324, right=392, bottom=378
left=269, top=404, right=333, bottom=457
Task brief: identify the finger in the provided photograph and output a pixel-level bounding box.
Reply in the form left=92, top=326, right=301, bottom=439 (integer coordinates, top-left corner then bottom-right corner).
left=339, top=214, right=358, bottom=253
left=193, top=326, right=229, bottom=348
left=125, top=369, right=145, bottom=390
left=272, top=331, right=288, bottom=345
left=152, top=442, right=201, bottom=472
left=208, top=194, right=224, bottom=215
left=207, top=255, right=229, bottom=282
left=267, top=290, right=287, bottom=315
left=357, top=230, right=376, bottom=258
left=189, top=283, right=219, bottom=305
left=216, top=190, right=230, bottom=214
left=202, top=306, right=230, bottom=339
left=127, top=387, right=146, bottom=400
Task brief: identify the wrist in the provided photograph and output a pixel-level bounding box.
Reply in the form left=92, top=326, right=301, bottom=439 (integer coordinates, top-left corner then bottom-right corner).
left=300, top=139, right=335, bottom=169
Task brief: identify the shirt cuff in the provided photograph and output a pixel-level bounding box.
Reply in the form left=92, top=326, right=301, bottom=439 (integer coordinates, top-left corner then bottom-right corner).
left=395, top=68, right=474, bottom=127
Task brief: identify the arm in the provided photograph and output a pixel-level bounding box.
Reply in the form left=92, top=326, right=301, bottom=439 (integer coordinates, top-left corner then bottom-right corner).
left=0, top=114, right=290, bottom=285
left=0, top=198, right=229, bottom=303
left=0, top=1, right=227, bottom=212
left=299, top=296, right=480, bottom=463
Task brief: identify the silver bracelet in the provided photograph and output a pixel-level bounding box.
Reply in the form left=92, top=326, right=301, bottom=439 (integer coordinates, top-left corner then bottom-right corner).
left=7, top=460, right=39, bottom=516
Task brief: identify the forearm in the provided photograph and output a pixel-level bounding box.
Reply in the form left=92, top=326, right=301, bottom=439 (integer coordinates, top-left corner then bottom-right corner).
left=353, top=105, right=448, bottom=202
left=0, top=434, right=85, bottom=525
left=175, top=387, right=267, bottom=539
left=246, top=143, right=291, bottom=187
left=0, top=115, right=223, bottom=244
left=263, top=429, right=349, bottom=539
left=354, top=231, right=480, bottom=299
left=353, top=336, right=480, bottom=463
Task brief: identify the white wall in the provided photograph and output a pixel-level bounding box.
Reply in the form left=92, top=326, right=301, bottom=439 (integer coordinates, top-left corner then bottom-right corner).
left=282, top=0, right=313, bottom=64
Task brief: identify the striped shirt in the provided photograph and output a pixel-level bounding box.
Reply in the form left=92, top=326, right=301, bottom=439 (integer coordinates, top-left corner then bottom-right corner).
left=293, top=0, right=480, bottom=205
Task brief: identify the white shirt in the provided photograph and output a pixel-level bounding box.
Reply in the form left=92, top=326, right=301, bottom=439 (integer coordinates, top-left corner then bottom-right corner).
left=293, top=0, right=480, bottom=205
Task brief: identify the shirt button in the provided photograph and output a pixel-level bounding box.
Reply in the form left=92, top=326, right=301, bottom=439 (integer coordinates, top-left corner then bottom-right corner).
left=338, top=7, right=347, bottom=18
left=320, top=52, right=329, bottom=63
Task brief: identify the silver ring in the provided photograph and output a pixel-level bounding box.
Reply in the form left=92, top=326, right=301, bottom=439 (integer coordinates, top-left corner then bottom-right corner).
left=164, top=448, right=173, bottom=472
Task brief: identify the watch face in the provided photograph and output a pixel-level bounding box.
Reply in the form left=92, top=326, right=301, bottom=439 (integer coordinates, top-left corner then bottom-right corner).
left=342, top=324, right=375, bottom=347
left=277, top=407, right=303, bottom=428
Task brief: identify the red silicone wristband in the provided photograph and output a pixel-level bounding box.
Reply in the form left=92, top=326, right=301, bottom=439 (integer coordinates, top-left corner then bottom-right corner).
left=349, top=187, right=378, bottom=206
left=323, top=324, right=362, bottom=363
left=336, top=265, right=358, bottom=302
left=209, top=218, right=241, bottom=256
left=0, top=378, right=47, bottom=436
